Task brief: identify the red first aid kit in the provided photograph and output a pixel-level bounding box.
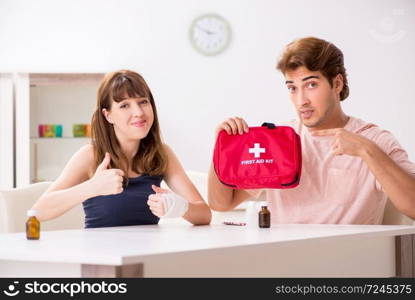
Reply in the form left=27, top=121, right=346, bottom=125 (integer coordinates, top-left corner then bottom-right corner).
left=213, top=123, right=302, bottom=189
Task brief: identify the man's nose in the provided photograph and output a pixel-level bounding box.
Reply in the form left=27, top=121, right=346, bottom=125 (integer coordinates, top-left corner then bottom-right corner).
left=295, top=89, right=310, bottom=107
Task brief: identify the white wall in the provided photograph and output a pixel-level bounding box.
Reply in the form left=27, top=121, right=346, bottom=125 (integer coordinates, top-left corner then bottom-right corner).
left=0, top=0, right=414, bottom=172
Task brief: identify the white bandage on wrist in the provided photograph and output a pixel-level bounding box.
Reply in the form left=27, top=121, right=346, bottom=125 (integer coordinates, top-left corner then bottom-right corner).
left=161, top=192, right=189, bottom=218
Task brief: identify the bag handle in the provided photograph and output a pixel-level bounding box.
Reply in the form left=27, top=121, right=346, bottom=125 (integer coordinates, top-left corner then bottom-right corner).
left=261, top=122, right=276, bottom=129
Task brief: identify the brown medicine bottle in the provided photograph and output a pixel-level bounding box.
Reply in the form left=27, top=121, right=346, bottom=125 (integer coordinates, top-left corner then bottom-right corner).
left=258, top=202, right=271, bottom=228
left=26, top=210, right=40, bottom=240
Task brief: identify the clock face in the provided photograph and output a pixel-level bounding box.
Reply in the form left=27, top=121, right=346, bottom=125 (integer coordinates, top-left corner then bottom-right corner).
left=189, top=14, right=231, bottom=56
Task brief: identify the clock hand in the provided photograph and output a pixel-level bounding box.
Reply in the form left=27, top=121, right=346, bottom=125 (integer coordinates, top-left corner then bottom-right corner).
left=196, top=24, right=215, bottom=35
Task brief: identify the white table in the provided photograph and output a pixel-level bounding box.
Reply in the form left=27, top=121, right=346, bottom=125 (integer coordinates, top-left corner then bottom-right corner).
left=0, top=224, right=414, bottom=277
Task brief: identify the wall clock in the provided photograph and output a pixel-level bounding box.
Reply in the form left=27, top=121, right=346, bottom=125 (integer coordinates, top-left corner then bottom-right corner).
left=189, top=14, right=232, bottom=56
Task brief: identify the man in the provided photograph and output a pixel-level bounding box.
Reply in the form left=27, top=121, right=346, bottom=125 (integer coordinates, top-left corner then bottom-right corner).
left=208, top=37, right=415, bottom=224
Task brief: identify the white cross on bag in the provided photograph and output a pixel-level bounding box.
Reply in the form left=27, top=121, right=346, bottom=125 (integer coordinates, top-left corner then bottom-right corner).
left=249, top=143, right=265, bottom=158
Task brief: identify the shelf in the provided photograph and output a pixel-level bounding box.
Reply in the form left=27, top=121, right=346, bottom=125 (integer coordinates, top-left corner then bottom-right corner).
left=12, top=72, right=100, bottom=187
left=29, top=73, right=104, bottom=86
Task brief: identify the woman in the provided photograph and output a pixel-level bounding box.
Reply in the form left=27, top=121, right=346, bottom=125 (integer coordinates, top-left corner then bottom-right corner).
left=32, top=70, right=211, bottom=227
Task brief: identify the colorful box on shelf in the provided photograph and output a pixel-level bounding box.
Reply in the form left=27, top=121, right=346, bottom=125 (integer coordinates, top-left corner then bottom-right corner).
left=72, top=124, right=91, bottom=137
left=38, top=124, right=62, bottom=138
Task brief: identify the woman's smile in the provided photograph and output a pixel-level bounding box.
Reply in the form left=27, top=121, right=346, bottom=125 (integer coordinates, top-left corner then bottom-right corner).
left=131, top=120, right=147, bottom=128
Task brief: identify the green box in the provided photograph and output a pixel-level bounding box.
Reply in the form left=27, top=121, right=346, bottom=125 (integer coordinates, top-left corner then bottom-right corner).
left=73, top=124, right=86, bottom=137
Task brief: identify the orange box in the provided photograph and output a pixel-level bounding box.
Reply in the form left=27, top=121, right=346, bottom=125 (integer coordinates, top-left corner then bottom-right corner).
left=85, top=124, right=91, bottom=137
left=43, top=125, right=55, bottom=137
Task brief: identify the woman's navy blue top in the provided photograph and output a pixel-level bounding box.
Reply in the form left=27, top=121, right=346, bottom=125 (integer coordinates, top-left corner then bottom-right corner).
left=83, top=175, right=163, bottom=228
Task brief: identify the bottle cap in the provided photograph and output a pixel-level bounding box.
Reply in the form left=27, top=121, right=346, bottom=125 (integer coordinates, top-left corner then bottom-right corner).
left=27, top=209, right=37, bottom=217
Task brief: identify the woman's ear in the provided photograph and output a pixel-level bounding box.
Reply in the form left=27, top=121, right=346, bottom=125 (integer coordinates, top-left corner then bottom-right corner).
left=102, top=108, right=113, bottom=124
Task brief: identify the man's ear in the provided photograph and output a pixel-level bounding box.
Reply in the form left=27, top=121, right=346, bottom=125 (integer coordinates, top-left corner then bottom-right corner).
left=333, top=74, right=344, bottom=96
left=102, top=108, right=113, bottom=124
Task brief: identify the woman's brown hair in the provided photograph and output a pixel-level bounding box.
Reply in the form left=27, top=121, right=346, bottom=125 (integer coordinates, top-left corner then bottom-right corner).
left=91, top=70, right=167, bottom=181
left=277, top=37, right=349, bottom=101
